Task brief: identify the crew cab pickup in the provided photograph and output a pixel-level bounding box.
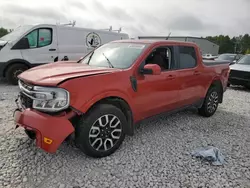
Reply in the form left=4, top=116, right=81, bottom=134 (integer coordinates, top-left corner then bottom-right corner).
left=14, top=40, right=230, bottom=158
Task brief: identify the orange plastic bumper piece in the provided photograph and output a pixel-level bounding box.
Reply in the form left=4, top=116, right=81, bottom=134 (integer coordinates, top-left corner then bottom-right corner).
left=14, top=109, right=75, bottom=153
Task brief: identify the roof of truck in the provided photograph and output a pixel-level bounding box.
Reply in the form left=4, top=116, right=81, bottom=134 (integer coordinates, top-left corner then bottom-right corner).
left=112, top=39, right=198, bottom=46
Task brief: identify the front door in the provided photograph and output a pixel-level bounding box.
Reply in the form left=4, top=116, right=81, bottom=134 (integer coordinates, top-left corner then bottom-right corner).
left=134, top=45, right=180, bottom=119
left=20, top=26, right=58, bottom=65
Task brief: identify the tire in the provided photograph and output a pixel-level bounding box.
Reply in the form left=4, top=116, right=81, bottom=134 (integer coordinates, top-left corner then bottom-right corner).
left=24, top=129, right=36, bottom=140
left=75, top=104, right=126, bottom=158
left=198, top=86, right=220, bottom=117
left=6, top=64, right=28, bottom=85
left=245, top=85, right=250, bottom=90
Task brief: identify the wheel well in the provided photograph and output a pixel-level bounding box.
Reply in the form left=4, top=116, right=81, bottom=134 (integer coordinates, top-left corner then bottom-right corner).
left=87, top=97, right=134, bottom=136
left=3, top=62, right=30, bottom=77
left=210, top=80, right=223, bottom=103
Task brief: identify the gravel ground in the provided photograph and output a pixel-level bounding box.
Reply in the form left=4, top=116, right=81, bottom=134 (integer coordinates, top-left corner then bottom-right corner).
left=0, top=78, right=250, bottom=188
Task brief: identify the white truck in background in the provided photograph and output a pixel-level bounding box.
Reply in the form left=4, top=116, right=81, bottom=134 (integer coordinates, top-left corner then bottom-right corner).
left=0, top=24, right=129, bottom=85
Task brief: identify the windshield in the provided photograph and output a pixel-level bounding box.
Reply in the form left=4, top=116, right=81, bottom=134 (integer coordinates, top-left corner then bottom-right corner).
left=80, top=42, right=148, bottom=69
left=237, top=55, right=250, bottom=65
left=217, top=54, right=235, bottom=61
left=0, top=25, right=33, bottom=42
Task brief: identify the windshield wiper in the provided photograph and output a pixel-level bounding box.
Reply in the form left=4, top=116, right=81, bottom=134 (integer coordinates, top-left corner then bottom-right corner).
left=87, top=51, right=95, bottom=64
left=102, top=53, right=114, bottom=68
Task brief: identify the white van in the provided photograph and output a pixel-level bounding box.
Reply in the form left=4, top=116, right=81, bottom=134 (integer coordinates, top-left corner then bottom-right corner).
left=0, top=24, right=129, bottom=84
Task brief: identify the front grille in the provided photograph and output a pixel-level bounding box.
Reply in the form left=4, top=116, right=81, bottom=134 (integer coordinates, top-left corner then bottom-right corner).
left=230, top=70, right=250, bottom=80
left=20, top=92, right=33, bottom=108
left=19, top=80, right=34, bottom=109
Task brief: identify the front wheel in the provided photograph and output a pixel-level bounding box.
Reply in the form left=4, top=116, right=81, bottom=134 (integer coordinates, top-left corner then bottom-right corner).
left=198, top=87, right=220, bottom=117
left=75, top=104, right=126, bottom=158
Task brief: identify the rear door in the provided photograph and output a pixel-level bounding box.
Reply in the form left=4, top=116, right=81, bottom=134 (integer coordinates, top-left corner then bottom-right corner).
left=134, top=45, right=181, bottom=118
left=20, top=26, right=58, bottom=65
left=176, top=45, right=204, bottom=106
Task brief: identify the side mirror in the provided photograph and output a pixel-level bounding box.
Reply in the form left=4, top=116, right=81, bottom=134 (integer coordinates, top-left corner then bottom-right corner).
left=140, top=64, right=161, bottom=75
left=12, top=38, right=30, bottom=49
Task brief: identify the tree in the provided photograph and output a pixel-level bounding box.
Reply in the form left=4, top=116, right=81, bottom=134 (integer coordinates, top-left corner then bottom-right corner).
left=246, top=49, right=250, bottom=54
left=206, top=34, right=250, bottom=54
left=241, top=34, right=250, bottom=54
left=0, top=27, right=9, bottom=38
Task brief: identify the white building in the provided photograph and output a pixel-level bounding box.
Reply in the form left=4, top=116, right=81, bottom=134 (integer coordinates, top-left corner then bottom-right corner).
left=138, top=36, right=219, bottom=56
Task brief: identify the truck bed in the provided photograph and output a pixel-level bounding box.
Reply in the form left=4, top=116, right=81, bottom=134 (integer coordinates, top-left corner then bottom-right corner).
left=203, top=60, right=230, bottom=66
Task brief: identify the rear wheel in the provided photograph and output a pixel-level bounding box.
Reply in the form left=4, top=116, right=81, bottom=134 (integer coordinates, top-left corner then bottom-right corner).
left=198, top=86, right=220, bottom=117
left=75, top=104, right=126, bottom=158
left=6, top=64, right=28, bottom=85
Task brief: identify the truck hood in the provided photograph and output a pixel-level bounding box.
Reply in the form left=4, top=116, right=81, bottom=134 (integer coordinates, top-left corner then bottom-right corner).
left=18, top=61, right=119, bottom=86
left=230, top=63, right=250, bottom=72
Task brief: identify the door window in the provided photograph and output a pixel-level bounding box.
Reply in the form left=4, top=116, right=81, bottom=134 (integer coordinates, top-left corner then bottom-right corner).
left=24, top=28, right=52, bottom=49
left=145, top=46, right=173, bottom=71
left=38, top=29, right=52, bottom=47
left=179, top=46, right=197, bottom=69
left=26, top=30, right=38, bottom=48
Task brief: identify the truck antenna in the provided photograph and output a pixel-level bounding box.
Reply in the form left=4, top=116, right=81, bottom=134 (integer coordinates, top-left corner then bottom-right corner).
left=166, top=32, right=171, bottom=40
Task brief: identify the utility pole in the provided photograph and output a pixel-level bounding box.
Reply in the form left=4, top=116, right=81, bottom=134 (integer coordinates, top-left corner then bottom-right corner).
left=235, top=36, right=242, bottom=54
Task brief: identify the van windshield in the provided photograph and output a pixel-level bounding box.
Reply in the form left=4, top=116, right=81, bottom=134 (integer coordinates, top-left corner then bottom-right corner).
left=0, top=25, right=33, bottom=42
left=80, top=42, right=148, bottom=69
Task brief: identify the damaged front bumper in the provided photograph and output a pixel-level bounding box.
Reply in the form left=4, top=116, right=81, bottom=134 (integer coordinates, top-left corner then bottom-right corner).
left=14, top=106, right=75, bottom=153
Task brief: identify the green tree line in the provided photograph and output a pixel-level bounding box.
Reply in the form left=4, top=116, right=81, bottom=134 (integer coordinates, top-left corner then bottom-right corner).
left=1, top=27, right=250, bottom=54
left=0, top=27, right=10, bottom=38
left=206, top=34, right=250, bottom=54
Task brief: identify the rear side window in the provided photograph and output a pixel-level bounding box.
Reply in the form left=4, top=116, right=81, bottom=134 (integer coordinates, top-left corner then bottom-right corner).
left=179, top=46, right=197, bottom=69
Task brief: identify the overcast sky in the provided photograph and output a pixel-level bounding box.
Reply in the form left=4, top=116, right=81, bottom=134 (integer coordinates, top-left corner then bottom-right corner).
left=0, top=0, right=249, bottom=38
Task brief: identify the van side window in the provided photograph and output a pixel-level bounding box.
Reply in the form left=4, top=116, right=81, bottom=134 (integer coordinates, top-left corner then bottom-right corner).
left=24, top=28, right=52, bottom=48
left=38, top=29, right=52, bottom=47
left=179, top=46, right=197, bottom=69
left=26, top=30, right=38, bottom=48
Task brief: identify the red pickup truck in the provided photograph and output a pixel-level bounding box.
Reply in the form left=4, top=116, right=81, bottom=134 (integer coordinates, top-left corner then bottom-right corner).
left=14, top=40, right=230, bottom=158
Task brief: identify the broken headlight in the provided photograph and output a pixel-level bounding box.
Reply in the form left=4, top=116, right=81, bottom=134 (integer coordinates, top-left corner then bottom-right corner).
left=32, top=86, right=70, bottom=112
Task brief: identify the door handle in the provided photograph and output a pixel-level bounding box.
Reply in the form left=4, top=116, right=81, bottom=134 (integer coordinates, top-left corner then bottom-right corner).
left=193, top=71, right=201, bottom=75
left=165, top=75, right=176, bottom=80
left=49, top=48, right=56, bottom=51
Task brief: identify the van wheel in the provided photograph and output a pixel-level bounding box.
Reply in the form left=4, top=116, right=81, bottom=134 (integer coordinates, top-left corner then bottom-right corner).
left=6, top=64, right=28, bottom=85
left=198, top=86, right=219, bottom=117
left=75, top=104, right=126, bottom=158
